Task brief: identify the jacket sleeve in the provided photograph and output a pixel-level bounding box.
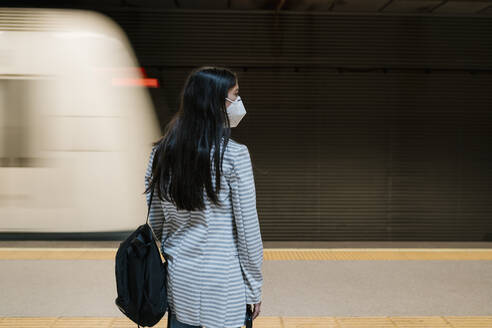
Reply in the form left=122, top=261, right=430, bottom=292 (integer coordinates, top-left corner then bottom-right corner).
left=145, top=145, right=165, bottom=242
left=230, top=144, right=264, bottom=304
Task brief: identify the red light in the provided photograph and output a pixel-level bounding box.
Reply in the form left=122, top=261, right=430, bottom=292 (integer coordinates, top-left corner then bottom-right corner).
left=112, top=78, right=159, bottom=88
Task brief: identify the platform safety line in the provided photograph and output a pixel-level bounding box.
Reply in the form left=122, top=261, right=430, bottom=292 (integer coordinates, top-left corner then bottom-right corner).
left=1, top=247, right=492, bottom=260
left=1, top=316, right=492, bottom=327
left=0, top=247, right=491, bottom=251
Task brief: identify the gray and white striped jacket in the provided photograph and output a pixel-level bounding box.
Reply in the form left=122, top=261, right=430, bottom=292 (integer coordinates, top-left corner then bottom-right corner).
left=145, top=138, right=263, bottom=328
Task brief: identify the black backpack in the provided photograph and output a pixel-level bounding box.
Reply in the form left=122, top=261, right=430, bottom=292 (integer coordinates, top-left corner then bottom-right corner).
left=115, top=187, right=169, bottom=327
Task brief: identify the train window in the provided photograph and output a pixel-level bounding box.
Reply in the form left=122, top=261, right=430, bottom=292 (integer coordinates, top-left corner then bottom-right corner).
left=0, top=79, right=47, bottom=167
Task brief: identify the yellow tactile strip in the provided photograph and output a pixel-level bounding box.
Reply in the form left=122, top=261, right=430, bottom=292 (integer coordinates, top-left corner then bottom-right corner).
left=1, top=316, right=492, bottom=328
left=266, top=248, right=492, bottom=261
left=0, top=248, right=492, bottom=260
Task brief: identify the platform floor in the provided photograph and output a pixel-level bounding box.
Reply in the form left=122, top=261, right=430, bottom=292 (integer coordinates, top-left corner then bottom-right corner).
left=1, top=241, right=492, bottom=327
left=2, top=316, right=492, bottom=327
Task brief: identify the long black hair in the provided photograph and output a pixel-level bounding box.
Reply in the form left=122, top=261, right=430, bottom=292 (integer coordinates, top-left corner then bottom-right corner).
left=144, top=66, right=238, bottom=211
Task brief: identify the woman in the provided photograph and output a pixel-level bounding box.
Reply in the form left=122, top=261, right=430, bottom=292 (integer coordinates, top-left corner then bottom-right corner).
left=144, top=66, right=263, bottom=328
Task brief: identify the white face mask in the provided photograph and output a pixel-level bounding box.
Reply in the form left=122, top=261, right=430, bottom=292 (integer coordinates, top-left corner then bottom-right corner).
left=225, top=95, right=246, bottom=128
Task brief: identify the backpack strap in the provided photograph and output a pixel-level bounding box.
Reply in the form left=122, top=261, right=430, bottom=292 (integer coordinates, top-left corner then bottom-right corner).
left=146, top=185, right=154, bottom=225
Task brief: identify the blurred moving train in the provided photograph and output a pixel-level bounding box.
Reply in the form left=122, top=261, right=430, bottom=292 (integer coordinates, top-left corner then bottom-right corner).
left=0, top=8, right=161, bottom=239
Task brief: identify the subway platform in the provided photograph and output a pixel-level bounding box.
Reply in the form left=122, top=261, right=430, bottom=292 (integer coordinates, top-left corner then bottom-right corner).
left=1, top=241, right=492, bottom=328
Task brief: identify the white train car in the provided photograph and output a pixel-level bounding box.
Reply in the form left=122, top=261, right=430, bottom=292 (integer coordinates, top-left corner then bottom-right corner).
left=0, top=8, right=161, bottom=239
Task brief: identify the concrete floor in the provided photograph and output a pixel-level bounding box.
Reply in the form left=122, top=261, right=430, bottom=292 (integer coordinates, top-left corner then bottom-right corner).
left=1, top=242, right=492, bottom=319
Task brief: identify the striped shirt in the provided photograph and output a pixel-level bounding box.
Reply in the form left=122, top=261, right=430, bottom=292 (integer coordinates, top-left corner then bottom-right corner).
left=145, top=138, right=263, bottom=328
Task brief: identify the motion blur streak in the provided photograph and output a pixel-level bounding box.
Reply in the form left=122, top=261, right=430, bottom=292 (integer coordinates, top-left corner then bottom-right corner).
left=0, top=8, right=161, bottom=236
